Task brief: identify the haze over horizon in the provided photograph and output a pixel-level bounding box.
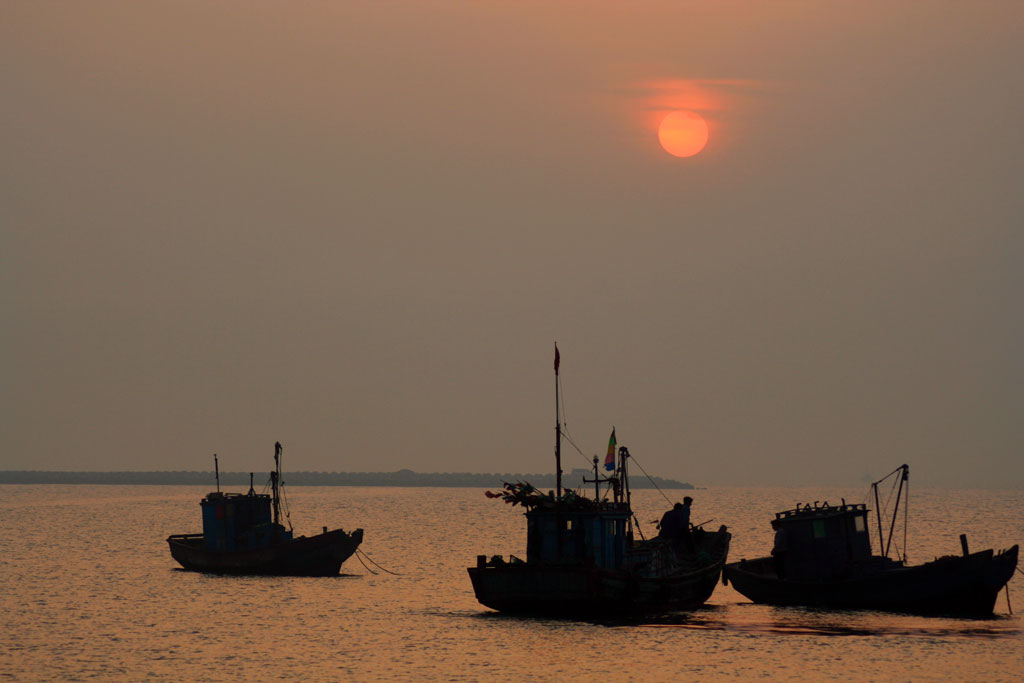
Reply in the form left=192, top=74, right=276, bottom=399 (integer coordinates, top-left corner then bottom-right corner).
left=3, top=2, right=1022, bottom=489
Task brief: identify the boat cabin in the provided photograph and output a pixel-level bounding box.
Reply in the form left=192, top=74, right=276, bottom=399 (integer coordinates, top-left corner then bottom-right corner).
left=525, top=503, right=631, bottom=569
left=200, top=490, right=291, bottom=552
left=771, top=502, right=874, bottom=580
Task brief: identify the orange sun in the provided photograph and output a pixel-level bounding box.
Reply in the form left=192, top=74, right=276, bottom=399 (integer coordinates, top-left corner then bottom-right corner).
left=658, top=110, right=709, bottom=158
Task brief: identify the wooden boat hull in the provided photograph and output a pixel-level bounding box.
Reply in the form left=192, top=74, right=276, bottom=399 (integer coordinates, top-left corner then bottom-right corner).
left=167, top=528, right=363, bottom=576
left=724, top=544, right=1018, bottom=617
left=468, top=530, right=731, bottom=616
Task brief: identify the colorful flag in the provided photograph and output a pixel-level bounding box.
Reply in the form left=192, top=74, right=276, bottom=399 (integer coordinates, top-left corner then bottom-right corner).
left=554, top=344, right=560, bottom=375
left=604, top=428, right=616, bottom=471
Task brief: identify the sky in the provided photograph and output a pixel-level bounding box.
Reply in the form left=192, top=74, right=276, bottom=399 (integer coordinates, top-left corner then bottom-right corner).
left=2, top=1, right=1022, bottom=488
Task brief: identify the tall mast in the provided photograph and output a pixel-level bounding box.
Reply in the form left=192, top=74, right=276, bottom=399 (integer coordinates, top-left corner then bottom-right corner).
left=554, top=344, right=562, bottom=501
left=272, top=441, right=282, bottom=526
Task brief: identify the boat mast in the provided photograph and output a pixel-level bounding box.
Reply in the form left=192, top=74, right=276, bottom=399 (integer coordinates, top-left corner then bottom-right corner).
left=272, top=441, right=283, bottom=526
left=873, top=479, right=884, bottom=556
left=871, top=464, right=910, bottom=559
left=554, top=344, right=562, bottom=501
left=214, top=453, right=220, bottom=493
left=619, top=446, right=633, bottom=536
left=885, top=464, right=909, bottom=559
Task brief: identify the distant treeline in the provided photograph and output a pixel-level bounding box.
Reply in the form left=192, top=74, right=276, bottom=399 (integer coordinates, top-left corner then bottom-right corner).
left=0, top=468, right=693, bottom=489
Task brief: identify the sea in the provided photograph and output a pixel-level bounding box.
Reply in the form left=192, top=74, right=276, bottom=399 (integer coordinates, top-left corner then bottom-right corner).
left=2, top=484, right=1021, bottom=681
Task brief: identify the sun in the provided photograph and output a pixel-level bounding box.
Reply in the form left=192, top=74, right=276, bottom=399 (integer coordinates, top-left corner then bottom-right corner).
left=658, top=110, right=709, bottom=158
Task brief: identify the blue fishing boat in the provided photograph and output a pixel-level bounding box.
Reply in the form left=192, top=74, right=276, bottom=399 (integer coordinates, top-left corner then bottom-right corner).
left=167, top=442, right=363, bottom=576
left=467, top=347, right=731, bottom=616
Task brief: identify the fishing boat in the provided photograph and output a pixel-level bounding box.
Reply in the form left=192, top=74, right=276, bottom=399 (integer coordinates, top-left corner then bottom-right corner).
left=467, top=346, right=731, bottom=616
left=723, top=465, right=1019, bottom=617
left=167, top=442, right=363, bottom=576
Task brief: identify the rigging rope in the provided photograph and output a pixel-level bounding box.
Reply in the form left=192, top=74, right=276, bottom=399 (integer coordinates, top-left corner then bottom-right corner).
left=557, top=374, right=598, bottom=468
left=866, top=472, right=905, bottom=561
left=628, top=452, right=674, bottom=507
left=902, top=480, right=909, bottom=563
left=279, top=480, right=293, bottom=532
left=560, top=428, right=597, bottom=467
left=259, top=471, right=293, bottom=531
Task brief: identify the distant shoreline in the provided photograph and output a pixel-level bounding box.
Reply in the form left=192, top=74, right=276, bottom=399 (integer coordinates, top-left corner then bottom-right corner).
left=0, top=468, right=694, bottom=489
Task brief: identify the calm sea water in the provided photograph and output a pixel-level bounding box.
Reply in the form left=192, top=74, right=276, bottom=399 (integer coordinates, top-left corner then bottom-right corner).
left=2, top=484, right=1021, bottom=681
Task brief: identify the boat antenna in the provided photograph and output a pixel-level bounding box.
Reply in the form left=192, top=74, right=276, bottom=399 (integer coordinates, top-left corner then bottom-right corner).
left=583, top=454, right=619, bottom=502
left=554, top=343, right=562, bottom=501
left=214, top=454, right=220, bottom=492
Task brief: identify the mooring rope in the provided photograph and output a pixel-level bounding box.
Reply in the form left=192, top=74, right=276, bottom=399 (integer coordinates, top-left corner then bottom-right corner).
left=356, top=547, right=400, bottom=575
left=354, top=549, right=378, bottom=575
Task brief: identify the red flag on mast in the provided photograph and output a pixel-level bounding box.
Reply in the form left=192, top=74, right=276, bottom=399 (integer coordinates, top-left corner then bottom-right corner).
left=554, top=345, right=560, bottom=375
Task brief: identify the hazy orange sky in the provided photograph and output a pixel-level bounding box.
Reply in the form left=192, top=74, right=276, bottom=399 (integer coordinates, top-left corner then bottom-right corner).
left=2, top=2, right=1022, bottom=488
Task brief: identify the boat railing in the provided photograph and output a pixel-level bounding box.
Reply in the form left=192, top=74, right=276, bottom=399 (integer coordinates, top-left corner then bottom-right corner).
left=204, top=491, right=269, bottom=501
left=775, top=502, right=867, bottom=520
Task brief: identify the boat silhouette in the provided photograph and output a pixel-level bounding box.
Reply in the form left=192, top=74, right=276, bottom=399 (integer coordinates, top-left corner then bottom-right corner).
left=468, top=346, right=731, bottom=615
left=723, top=465, right=1018, bottom=617
left=167, top=442, right=363, bottom=576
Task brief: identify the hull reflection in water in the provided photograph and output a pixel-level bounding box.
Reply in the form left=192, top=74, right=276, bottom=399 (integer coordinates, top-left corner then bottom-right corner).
left=633, top=609, right=1023, bottom=639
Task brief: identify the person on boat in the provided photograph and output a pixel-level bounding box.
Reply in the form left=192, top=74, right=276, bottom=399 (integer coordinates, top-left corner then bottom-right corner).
left=679, top=497, right=695, bottom=552
left=679, top=496, right=692, bottom=529
left=659, top=497, right=695, bottom=551
left=658, top=503, right=684, bottom=540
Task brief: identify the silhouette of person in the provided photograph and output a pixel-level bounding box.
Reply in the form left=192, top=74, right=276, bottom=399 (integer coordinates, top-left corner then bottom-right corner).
left=679, top=496, right=695, bottom=552
left=658, top=503, right=683, bottom=539
left=679, top=496, right=692, bottom=529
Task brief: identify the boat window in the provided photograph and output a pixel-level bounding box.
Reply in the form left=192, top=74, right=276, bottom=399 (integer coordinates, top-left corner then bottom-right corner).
left=564, top=519, right=573, bottom=531
left=854, top=515, right=866, bottom=533
left=813, top=520, right=826, bottom=538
